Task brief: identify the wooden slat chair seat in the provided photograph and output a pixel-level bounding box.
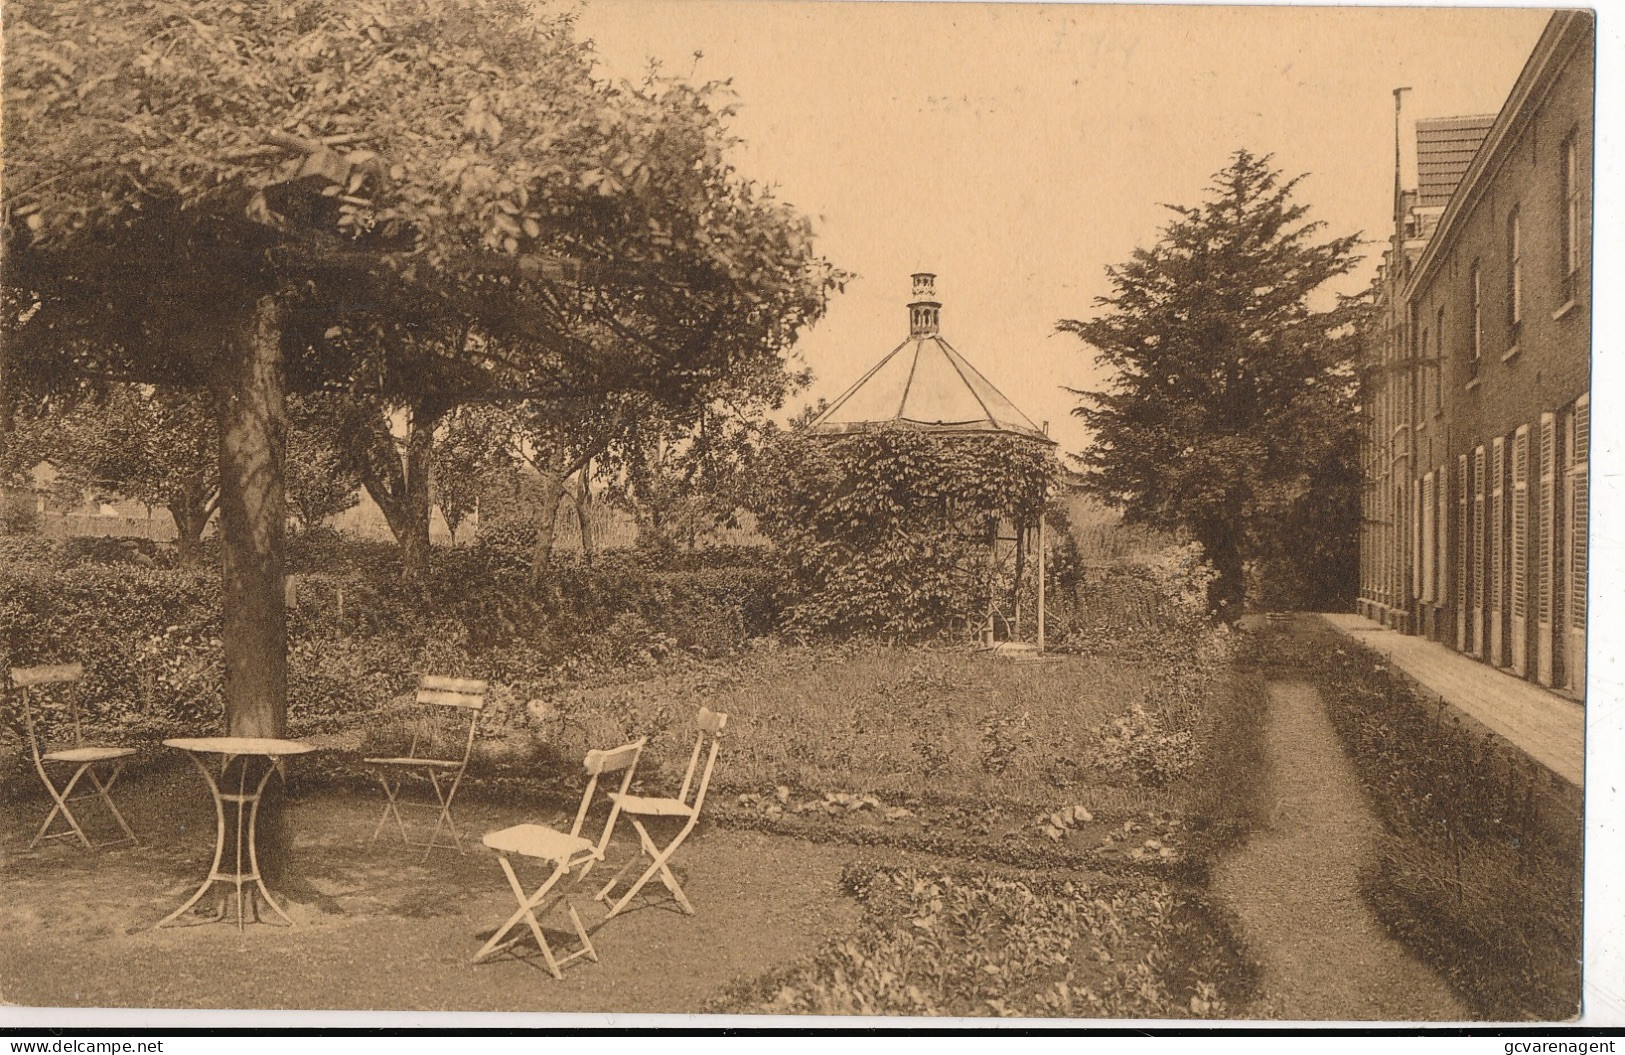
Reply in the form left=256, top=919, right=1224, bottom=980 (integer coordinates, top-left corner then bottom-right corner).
left=363, top=675, right=486, bottom=861
left=11, top=663, right=139, bottom=850
left=42, top=746, right=136, bottom=764
left=603, top=795, right=695, bottom=818
left=473, top=737, right=646, bottom=980
left=594, top=707, right=727, bottom=919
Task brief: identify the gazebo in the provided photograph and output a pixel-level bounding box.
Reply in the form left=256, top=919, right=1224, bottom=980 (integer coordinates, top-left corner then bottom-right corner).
left=811, top=273, right=1057, bottom=648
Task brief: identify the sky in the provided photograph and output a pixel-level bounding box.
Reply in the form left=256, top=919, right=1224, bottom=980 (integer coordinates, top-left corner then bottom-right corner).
left=567, top=0, right=1551, bottom=457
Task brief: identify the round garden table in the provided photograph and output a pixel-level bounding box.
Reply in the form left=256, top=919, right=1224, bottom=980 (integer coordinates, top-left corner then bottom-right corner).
left=156, top=737, right=315, bottom=930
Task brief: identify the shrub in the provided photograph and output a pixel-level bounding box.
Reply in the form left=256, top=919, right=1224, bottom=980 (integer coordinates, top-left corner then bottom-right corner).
left=1095, top=701, right=1196, bottom=788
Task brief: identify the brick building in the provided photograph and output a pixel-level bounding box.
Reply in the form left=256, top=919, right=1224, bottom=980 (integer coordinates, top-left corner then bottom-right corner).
left=1357, top=10, right=1591, bottom=699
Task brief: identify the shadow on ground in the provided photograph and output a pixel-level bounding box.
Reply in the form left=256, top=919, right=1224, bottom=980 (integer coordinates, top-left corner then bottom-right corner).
left=0, top=770, right=865, bottom=1015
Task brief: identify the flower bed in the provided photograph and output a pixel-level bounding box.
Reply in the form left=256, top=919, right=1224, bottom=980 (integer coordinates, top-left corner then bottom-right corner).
left=711, top=864, right=1255, bottom=1018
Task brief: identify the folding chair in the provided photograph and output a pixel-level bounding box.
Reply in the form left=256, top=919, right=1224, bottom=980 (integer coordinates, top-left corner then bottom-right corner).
left=363, top=675, right=486, bottom=860
left=11, top=663, right=138, bottom=850
left=594, top=707, right=726, bottom=919
left=472, top=737, right=646, bottom=979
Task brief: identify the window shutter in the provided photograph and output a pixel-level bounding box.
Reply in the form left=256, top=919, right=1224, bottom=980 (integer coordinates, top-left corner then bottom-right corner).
left=1570, top=395, right=1589, bottom=630
left=1412, top=478, right=1423, bottom=603
left=1458, top=455, right=1469, bottom=612
left=1511, top=425, right=1530, bottom=674
left=1512, top=426, right=1529, bottom=620
left=1422, top=472, right=1436, bottom=605
left=1540, top=413, right=1556, bottom=625
left=1482, top=442, right=1488, bottom=607
left=1490, top=438, right=1505, bottom=612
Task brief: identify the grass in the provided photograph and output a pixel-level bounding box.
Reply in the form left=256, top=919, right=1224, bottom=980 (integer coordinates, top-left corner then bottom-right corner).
left=541, top=643, right=1189, bottom=806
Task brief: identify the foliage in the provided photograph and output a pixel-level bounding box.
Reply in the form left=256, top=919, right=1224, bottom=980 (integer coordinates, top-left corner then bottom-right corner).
left=613, top=404, right=783, bottom=556
left=754, top=425, right=1058, bottom=639
left=713, top=866, right=1243, bottom=1018
left=4, top=0, right=845, bottom=690
left=1044, top=542, right=1216, bottom=657
left=430, top=404, right=500, bottom=543
left=1095, top=701, right=1197, bottom=788
left=286, top=394, right=362, bottom=531
left=6, top=0, right=842, bottom=376
left=1244, top=619, right=1581, bottom=1019
left=1060, top=149, right=1367, bottom=618
left=7, top=385, right=218, bottom=559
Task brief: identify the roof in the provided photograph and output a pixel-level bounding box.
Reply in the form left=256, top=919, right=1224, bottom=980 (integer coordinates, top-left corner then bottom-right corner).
left=811, top=333, right=1054, bottom=444
left=1415, top=115, right=1496, bottom=208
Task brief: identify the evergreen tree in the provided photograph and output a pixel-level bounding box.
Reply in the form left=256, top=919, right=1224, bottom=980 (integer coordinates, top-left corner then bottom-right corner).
left=1060, top=150, right=1367, bottom=619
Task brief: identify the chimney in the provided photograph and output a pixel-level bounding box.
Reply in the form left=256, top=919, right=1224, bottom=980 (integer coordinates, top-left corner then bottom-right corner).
left=908, top=272, right=940, bottom=337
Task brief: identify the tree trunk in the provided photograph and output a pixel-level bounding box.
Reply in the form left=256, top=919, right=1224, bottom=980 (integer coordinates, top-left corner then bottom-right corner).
left=397, top=399, right=438, bottom=582
left=1199, top=525, right=1246, bottom=623
left=215, top=294, right=294, bottom=895
left=529, top=458, right=569, bottom=583
left=573, top=465, right=595, bottom=568
left=350, top=398, right=445, bottom=585
left=217, top=295, right=288, bottom=740
left=168, top=481, right=217, bottom=566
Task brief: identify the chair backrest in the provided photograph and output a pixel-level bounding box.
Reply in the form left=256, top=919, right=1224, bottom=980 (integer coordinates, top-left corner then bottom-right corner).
left=676, top=707, right=728, bottom=816
left=406, top=675, right=487, bottom=764
left=9, top=663, right=85, bottom=759
left=569, top=737, right=647, bottom=858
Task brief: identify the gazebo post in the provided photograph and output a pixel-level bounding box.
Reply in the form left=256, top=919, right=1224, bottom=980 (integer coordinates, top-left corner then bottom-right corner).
left=1038, top=420, right=1049, bottom=653
left=1038, top=511, right=1047, bottom=652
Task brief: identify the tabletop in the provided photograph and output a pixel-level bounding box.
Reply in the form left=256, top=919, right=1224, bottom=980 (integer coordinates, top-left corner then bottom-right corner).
left=162, top=737, right=316, bottom=757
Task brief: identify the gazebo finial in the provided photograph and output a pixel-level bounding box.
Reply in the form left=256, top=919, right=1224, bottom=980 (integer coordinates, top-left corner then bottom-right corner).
left=908, top=272, right=940, bottom=337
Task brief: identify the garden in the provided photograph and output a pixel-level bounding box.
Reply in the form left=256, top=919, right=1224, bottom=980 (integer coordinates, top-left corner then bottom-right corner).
left=0, top=531, right=1265, bottom=1018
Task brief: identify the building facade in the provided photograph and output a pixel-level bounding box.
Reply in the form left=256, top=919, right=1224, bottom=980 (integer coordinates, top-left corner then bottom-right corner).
left=1357, top=11, right=1592, bottom=699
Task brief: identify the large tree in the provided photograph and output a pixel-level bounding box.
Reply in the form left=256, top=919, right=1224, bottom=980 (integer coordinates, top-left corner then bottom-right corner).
left=5, top=0, right=838, bottom=742
left=1059, top=150, right=1366, bottom=619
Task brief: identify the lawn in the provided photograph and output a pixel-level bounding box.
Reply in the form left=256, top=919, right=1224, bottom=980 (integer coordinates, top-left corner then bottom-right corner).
left=2, top=628, right=1263, bottom=1019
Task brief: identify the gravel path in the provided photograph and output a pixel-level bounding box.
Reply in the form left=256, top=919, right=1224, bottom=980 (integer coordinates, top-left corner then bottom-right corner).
left=1212, top=680, right=1468, bottom=1021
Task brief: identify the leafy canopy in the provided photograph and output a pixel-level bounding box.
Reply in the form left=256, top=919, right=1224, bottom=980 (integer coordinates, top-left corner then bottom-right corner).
left=1059, top=149, right=1365, bottom=614
left=4, top=0, right=840, bottom=408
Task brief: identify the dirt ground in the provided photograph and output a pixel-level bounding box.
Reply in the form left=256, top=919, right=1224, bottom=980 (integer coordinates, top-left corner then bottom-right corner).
left=0, top=770, right=868, bottom=1016
left=1211, top=679, right=1468, bottom=1021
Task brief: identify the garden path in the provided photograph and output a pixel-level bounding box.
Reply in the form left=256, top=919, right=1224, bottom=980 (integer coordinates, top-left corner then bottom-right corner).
left=1211, top=680, right=1468, bottom=1021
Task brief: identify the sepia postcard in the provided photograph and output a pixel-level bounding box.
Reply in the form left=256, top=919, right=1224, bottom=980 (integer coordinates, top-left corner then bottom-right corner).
left=0, top=0, right=1610, bottom=1032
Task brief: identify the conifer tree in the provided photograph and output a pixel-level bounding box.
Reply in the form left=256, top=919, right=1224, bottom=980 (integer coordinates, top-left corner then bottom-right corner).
left=1061, top=150, right=1367, bottom=619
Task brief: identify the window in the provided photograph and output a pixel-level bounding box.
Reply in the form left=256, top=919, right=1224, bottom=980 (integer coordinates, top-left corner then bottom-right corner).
left=1434, top=307, right=1446, bottom=414
left=1419, top=328, right=1430, bottom=421
left=1468, top=261, right=1483, bottom=378
left=1561, top=136, right=1581, bottom=300
left=1507, top=208, right=1522, bottom=333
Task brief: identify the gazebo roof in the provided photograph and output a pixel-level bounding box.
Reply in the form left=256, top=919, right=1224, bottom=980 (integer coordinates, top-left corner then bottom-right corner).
left=811, top=273, right=1053, bottom=445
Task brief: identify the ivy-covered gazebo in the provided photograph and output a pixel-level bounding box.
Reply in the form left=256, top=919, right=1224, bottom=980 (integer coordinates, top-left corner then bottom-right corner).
left=765, top=273, right=1058, bottom=645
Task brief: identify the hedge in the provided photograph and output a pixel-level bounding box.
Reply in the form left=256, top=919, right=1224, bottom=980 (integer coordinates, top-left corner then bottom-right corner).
left=0, top=536, right=779, bottom=747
